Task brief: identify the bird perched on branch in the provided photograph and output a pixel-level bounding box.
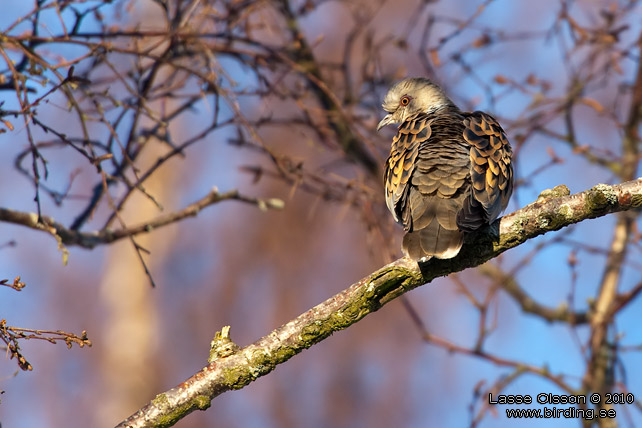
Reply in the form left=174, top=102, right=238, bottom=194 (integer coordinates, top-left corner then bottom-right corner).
left=377, top=77, right=513, bottom=261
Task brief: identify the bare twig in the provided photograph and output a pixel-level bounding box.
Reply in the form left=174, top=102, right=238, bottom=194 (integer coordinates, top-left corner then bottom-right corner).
left=0, top=319, right=91, bottom=372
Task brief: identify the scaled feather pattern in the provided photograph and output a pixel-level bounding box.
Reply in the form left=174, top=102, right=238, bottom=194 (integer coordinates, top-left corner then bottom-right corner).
left=378, top=78, right=513, bottom=261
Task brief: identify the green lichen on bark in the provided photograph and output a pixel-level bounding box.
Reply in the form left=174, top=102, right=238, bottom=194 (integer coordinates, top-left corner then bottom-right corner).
left=539, top=206, right=574, bottom=231
left=537, top=184, right=571, bottom=201
left=151, top=393, right=170, bottom=410
left=245, top=349, right=273, bottom=380
left=366, top=265, right=424, bottom=305
left=499, top=220, right=527, bottom=247
left=558, top=203, right=573, bottom=219
left=586, top=183, right=618, bottom=211
left=148, top=393, right=210, bottom=428
left=209, top=326, right=240, bottom=362
left=299, top=266, right=423, bottom=341
left=220, top=344, right=299, bottom=391
left=193, top=395, right=211, bottom=410
left=530, top=185, right=576, bottom=232
left=499, top=210, right=535, bottom=249
left=299, top=320, right=328, bottom=343
left=219, top=365, right=254, bottom=390
left=272, top=344, right=299, bottom=363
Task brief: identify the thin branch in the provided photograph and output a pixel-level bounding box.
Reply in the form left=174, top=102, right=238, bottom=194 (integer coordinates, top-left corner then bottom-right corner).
left=0, top=276, right=26, bottom=291
left=0, top=189, right=284, bottom=250
left=275, top=0, right=381, bottom=176
left=0, top=319, right=91, bottom=372
left=400, top=296, right=575, bottom=394
left=478, top=262, right=588, bottom=324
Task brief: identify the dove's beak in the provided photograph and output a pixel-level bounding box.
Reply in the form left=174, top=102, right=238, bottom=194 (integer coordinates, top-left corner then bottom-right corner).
left=377, top=114, right=395, bottom=131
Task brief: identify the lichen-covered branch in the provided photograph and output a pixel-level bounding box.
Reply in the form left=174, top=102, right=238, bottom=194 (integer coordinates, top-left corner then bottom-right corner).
left=116, top=178, right=642, bottom=428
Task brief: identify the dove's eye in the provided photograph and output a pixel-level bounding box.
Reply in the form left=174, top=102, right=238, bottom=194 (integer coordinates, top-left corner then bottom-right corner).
left=400, top=96, right=411, bottom=106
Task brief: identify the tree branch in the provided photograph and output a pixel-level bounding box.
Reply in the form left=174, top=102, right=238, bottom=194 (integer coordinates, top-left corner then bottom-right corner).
left=275, top=0, right=381, bottom=177
left=581, top=30, right=642, bottom=426
left=0, top=189, right=284, bottom=250
left=477, top=262, right=589, bottom=324
left=115, top=178, right=642, bottom=428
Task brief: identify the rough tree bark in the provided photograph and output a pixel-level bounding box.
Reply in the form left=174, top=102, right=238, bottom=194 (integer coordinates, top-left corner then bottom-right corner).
left=116, top=179, right=642, bottom=427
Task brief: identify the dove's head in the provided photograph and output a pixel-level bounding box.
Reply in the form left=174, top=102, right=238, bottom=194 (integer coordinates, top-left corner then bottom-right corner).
left=377, top=77, right=455, bottom=130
